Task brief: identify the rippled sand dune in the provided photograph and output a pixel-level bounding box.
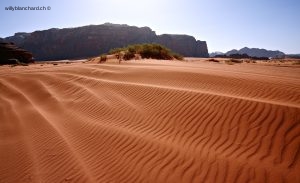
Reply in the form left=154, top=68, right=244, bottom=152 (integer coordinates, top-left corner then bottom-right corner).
left=0, top=60, right=299, bottom=183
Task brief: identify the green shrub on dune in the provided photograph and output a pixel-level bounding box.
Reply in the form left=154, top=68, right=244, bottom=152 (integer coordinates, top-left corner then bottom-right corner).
left=106, top=43, right=183, bottom=61
left=99, top=54, right=107, bottom=62
left=108, top=47, right=126, bottom=55
left=123, top=51, right=135, bottom=60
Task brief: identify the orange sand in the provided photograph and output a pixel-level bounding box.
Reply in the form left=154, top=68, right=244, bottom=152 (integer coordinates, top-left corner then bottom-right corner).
left=0, top=60, right=299, bottom=183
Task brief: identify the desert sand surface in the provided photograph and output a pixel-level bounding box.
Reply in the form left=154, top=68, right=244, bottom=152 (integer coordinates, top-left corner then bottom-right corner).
left=0, top=59, right=299, bottom=183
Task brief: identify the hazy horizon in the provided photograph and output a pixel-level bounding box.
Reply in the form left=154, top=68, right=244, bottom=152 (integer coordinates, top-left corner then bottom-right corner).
left=1, top=0, right=299, bottom=54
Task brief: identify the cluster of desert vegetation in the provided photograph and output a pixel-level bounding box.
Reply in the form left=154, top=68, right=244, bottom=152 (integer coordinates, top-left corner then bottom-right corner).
left=99, top=43, right=183, bottom=62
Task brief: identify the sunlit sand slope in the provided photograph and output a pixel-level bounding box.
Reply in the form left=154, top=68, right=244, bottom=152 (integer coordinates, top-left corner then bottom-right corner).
left=0, top=60, right=299, bottom=183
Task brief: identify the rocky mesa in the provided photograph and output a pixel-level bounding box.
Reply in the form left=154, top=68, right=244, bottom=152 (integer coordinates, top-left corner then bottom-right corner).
left=4, top=23, right=209, bottom=60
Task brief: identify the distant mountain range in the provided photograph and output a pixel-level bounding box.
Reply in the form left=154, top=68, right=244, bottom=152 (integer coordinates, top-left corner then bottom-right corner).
left=210, top=47, right=285, bottom=58
left=209, top=51, right=224, bottom=57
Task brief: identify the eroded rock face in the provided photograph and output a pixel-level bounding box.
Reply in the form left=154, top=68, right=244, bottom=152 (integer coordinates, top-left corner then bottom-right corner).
left=155, top=34, right=209, bottom=57
left=4, top=23, right=209, bottom=60
left=0, top=42, right=33, bottom=64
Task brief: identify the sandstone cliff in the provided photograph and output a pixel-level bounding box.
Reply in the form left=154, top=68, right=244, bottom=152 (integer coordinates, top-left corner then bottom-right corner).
left=5, top=23, right=208, bottom=60
left=155, top=34, right=208, bottom=57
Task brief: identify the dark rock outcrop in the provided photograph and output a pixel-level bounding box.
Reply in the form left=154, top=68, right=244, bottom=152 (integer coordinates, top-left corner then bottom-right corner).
left=225, top=47, right=285, bottom=58
left=0, top=42, right=33, bottom=64
left=4, top=23, right=209, bottom=60
left=286, top=54, right=300, bottom=59
left=214, top=53, right=269, bottom=60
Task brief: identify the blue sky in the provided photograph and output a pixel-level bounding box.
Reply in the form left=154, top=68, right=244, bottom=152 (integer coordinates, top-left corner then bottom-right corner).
left=1, top=0, right=299, bottom=53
